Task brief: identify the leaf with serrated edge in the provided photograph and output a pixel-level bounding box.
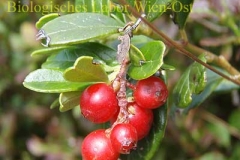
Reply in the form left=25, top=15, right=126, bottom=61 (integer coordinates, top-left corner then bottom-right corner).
left=128, top=41, right=165, bottom=80
left=59, top=92, right=82, bottom=112
left=40, top=13, right=122, bottom=46
left=23, top=69, right=93, bottom=93
left=64, top=56, right=109, bottom=83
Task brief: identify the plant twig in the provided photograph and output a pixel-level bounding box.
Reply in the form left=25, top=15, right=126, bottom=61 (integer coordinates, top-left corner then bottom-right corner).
left=119, top=0, right=240, bottom=85
left=112, top=35, right=131, bottom=125
left=179, top=29, right=240, bottom=78
left=185, top=43, right=240, bottom=76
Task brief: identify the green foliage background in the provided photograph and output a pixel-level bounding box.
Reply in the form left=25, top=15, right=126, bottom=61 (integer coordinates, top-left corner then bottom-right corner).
left=0, top=0, right=240, bottom=159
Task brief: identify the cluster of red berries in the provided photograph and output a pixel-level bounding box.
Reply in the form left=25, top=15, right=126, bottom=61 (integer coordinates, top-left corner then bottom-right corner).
left=80, top=76, right=168, bottom=160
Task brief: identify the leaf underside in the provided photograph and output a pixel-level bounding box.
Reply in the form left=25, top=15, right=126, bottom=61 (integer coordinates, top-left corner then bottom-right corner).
left=59, top=92, right=82, bottom=112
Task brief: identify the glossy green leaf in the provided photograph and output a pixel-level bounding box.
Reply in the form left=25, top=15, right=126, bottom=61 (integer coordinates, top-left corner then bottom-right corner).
left=110, top=4, right=126, bottom=24
left=131, top=35, right=153, bottom=48
left=129, top=44, right=146, bottom=66
left=59, top=92, right=82, bottom=112
left=128, top=41, right=165, bottom=80
left=75, top=0, right=111, bottom=15
left=117, top=0, right=173, bottom=21
left=39, top=13, right=122, bottom=46
left=41, top=48, right=90, bottom=71
left=173, top=55, right=206, bottom=108
left=120, top=0, right=145, bottom=15
left=121, top=73, right=168, bottom=160
left=36, top=13, right=60, bottom=29
left=75, top=0, right=82, bottom=6
left=40, top=42, right=120, bottom=82
left=74, top=42, right=118, bottom=66
left=172, top=0, right=194, bottom=29
left=41, top=42, right=118, bottom=71
left=23, top=69, right=93, bottom=93
left=64, top=56, right=109, bottom=83
left=31, top=46, right=73, bottom=56
left=145, top=0, right=173, bottom=21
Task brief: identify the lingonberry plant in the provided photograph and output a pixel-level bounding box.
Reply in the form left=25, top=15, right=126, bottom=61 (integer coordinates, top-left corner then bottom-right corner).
left=22, top=0, right=240, bottom=159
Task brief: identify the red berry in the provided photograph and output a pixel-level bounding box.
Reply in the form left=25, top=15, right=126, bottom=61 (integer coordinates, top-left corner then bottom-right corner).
left=80, top=83, right=118, bottom=123
left=81, top=129, right=119, bottom=160
left=110, top=107, right=120, bottom=124
left=133, top=76, right=168, bottom=109
left=110, top=123, right=138, bottom=154
left=110, top=103, right=153, bottom=140
left=128, top=102, right=153, bottom=140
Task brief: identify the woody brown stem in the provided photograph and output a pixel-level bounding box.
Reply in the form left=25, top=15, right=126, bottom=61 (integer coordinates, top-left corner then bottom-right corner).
left=113, top=58, right=130, bottom=125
